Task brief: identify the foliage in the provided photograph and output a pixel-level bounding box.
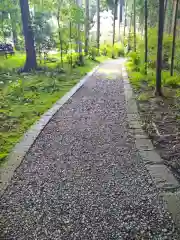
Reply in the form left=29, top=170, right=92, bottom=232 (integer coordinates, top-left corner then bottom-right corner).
left=127, top=27, right=180, bottom=90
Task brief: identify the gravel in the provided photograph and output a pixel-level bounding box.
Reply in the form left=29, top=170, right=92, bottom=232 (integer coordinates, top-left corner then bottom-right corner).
left=0, top=60, right=179, bottom=239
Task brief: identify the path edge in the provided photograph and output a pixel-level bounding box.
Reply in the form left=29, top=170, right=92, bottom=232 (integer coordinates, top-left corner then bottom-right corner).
left=0, top=65, right=99, bottom=197
left=121, top=59, right=180, bottom=231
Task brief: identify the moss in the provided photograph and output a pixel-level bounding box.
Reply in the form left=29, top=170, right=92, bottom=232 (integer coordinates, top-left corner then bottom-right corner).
left=0, top=55, right=106, bottom=165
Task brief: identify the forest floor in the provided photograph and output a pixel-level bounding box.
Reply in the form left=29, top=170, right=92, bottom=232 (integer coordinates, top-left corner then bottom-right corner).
left=0, top=54, right=107, bottom=164
left=127, top=68, right=180, bottom=182
left=1, top=59, right=179, bottom=239
left=136, top=88, right=180, bottom=182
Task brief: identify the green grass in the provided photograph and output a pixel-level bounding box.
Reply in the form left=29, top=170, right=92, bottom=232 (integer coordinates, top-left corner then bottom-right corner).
left=0, top=53, right=107, bottom=165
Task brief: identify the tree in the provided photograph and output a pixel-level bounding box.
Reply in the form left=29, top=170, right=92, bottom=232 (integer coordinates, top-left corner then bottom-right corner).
left=124, top=0, right=127, bottom=37
left=85, top=0, right=89, bottom=55
left=156, top=0, right=165, bottom=96
left=57, top=5, right=64, bottom=67
left=144, top=0, right=148, bottom=74
left=170, top=0, right=179, bottom=76
left=19, top=0, right=37, bottom=71
left=112, top=0, right=118, bottom=55
left=133, top=0, right=136, bottom=51
left=128, top=5, right=133, bottom=52
left=97, top=0, right=100, bottom=54
left=118, top=0, right=124, bottom=40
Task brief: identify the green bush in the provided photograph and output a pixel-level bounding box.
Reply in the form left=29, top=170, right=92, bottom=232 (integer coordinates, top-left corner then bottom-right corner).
left=165, top=75, right=180, bottom=87
left=88, top=46, right=99, bottom=60
left=128, top=51, right=141, bottom=66
left=113, top=43, right=125, bottom=57
left=66, top=52, right=84, bottom=66
left=100, top=43, right=125, bottom=59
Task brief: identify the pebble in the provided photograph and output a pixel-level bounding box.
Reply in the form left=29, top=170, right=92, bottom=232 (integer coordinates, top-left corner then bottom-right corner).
left=0, top=60, right=179, bottom=239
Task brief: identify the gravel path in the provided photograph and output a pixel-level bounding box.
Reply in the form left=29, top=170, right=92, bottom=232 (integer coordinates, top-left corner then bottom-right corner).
left=0, top=60, right=179, bottom=239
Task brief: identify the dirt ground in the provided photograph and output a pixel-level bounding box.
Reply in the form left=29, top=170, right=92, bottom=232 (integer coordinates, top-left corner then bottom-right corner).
left=135, top=86, right=180, bottom=182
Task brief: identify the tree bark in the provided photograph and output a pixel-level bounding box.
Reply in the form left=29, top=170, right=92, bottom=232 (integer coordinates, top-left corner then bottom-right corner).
left=133, top=0, right=136, bottom=52
left=156, top=0, right=165, bottom=96
left=170, top=0, right=179, bottom=76
left=76, top=0, right=83, bottom=64
left=119, top=0, right=123, bottom=40
left=144, top=0, right=148, bottom=74
left=128, top=6, right=133, bottom=52
left=118, top=2, right=121, bottom=40
left=57, top=9, right=63, bottom=68
left=19, top=0, right=37, bottom=71
left=112, top=0, right=118, bottom=52
left=97, top=0, right=100, bottom=54
left=85, top=0, right=89, bottom=55
left=69, top=21, right=73, bottom=69
left=124, top=0, right=127, bottom=37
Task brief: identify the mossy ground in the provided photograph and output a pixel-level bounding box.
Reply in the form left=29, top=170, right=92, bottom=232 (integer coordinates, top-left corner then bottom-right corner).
left=0, top=54, right=107, bottom=164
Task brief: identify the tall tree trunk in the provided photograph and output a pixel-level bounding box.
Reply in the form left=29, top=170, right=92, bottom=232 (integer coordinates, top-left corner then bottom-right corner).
left=171, top=0, right=177, bottom=34
left=97, top=0, right=100, bottom=54
left=118, top=2, right=121, bottom=40
left=85, top=0, right=89, bottom=55
left=156, top=0, right=165, bottom=96
left=164, top=0, right=168, bottom=32
left=170, top=0, right=179, bottom=76
left=133, top=0, right=136, bottom=52
left=144, top=0, right=148, bottom=75
left=124, top=0, right=127, bottom=37
left=119, top=0, right=123, bottom=40
left=69, top=21, right=73, bottom=69
left=112, top=0, right=118, bottom=54
left=76, top=0, right=83, bottom=64
left=128, top=7, right=133, bottom=52
left=19, top=0, right=37, bottom=71
left=57, top=10, right=63, bottom=68
left=10, top=11, right=19, bottom=50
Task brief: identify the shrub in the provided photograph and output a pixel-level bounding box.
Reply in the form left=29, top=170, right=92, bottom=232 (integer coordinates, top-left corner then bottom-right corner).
left=88, top=46, right=99, bottom=60
left=165, top=76, right=180, bottom=87
left=66, top=52, right=81, bottom=66
left=128, top=51, right=141, bottom=66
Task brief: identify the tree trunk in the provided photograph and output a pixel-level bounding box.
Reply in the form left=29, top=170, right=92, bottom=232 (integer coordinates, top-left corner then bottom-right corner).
left=133, top=0, right=136, bottom=52
left=19, top=0, right=37, bottom=71
left=57, top=10, right=63, bottom=68
left=97, top=0, right=100, bottom=54
left=124, top=1, right=127, bottom=37
left=167, top=0, right=173, bottom=34
left=10, top=11, right=19, bottom=50
left=85, top=0, right=89, bottom=55
left=69, top=21, right=73, bottom=69
left=119, top=0, right=123, bottom=40
left=112, top=0, right=118, bottom=54
left=156, top=0, right=164, bottom=96
left=144, top=0, right=148, bottom=75
left=128, top=7, right=133, bottom=52
left=164, top=0, right=168, bottom=31
left=76, top=0, right=83, bottom=65
left=118, top=2, right=121, bottom=40
left=170, top=0, right=179, bottom=76
left=171, top=0, right=177, bottom=34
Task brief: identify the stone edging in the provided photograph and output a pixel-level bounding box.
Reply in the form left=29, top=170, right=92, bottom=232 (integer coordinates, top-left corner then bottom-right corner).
left=0, top=65, right=99, bottom=197
left=121, top=61, right=180, bottom=231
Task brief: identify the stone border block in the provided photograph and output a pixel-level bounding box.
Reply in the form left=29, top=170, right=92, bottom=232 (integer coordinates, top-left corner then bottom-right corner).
left=160, top=191, right=180, bottom=229
left=146, top=164, right=179, bottom=190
